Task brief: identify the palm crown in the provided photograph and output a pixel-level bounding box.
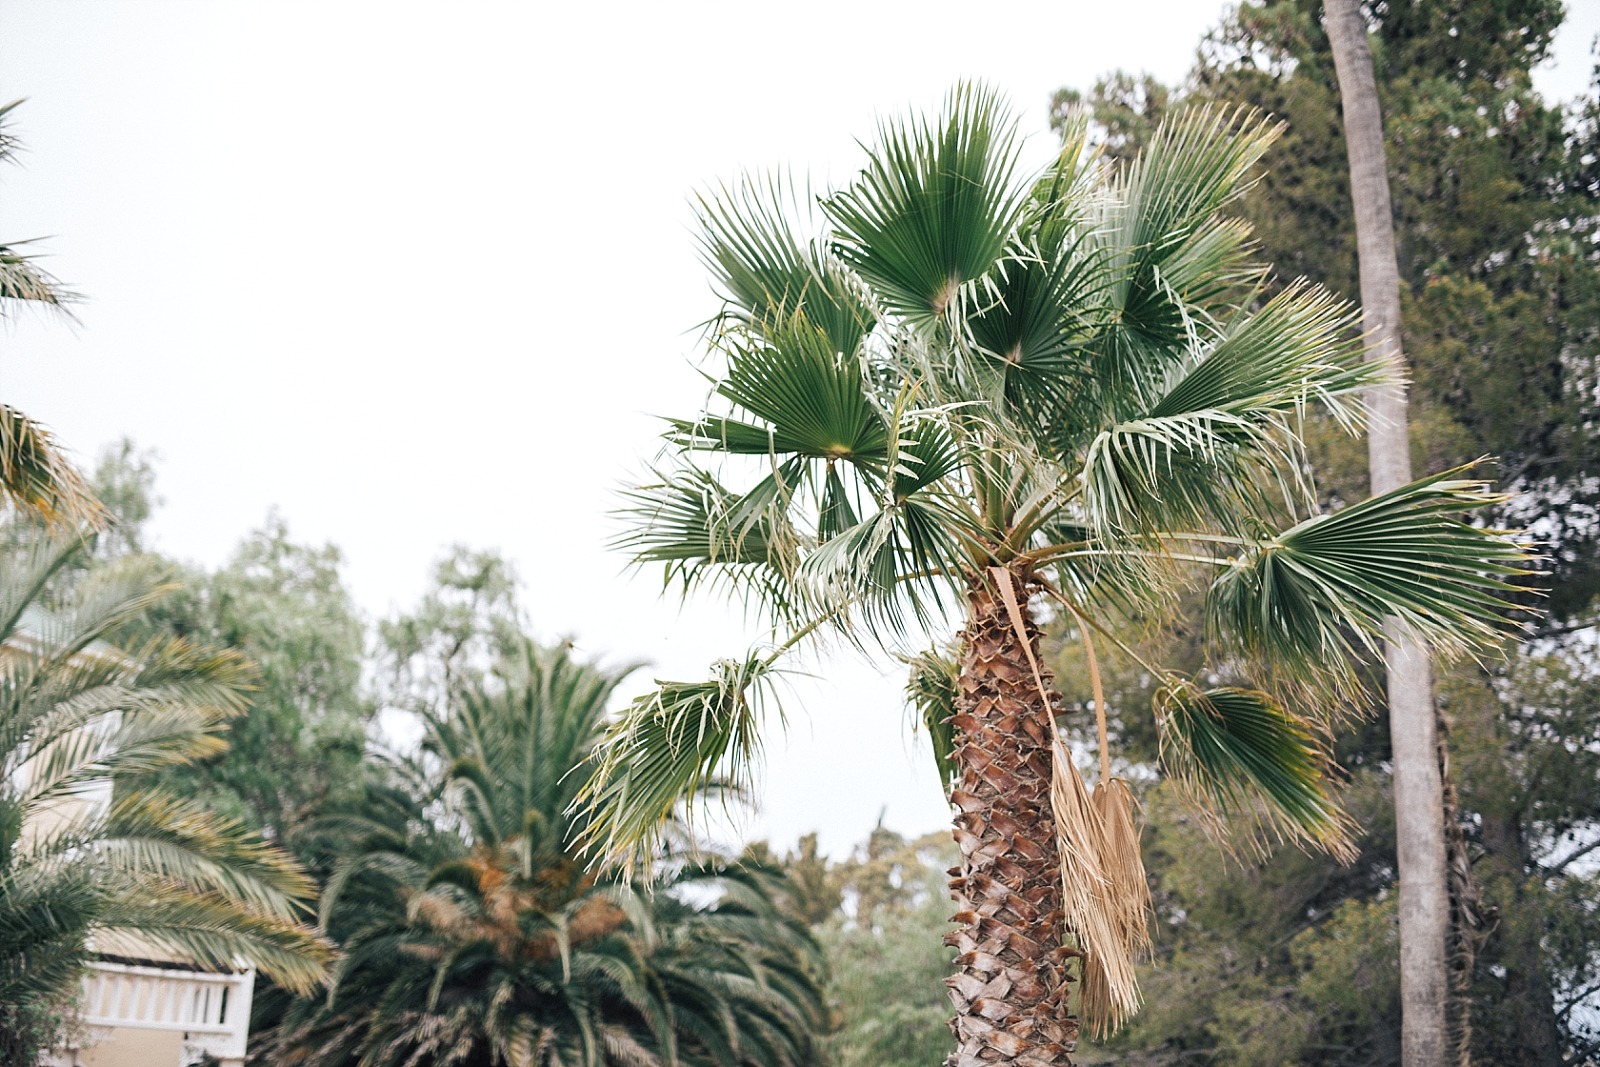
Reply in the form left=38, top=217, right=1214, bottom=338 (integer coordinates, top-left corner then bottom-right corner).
left=583, top=86, right=1529, bottom=1060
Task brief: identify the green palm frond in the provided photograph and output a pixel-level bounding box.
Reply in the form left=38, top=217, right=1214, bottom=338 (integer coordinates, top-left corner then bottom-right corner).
left=96, top=886, right=331, bottom=995
left=1081, top=409, right=1278, bottom=536
left=1209, top=467, right=1534, bottom=678
left=93, top=791, right=317, bottom=915
left=825, top=83, right=1024, bottom=324
left=902, top=645, right=959, bottom=791
left=0, top=242, right=74, bottom=309
left=13, top=704, right=226, bottom=809
left=961, top=225, right=1109, bottom=436
left=0, top=406, right=104, bottom=528
left=616, top=466, right=798, bottom=610
left=1080, top=284, right=1376, bottom=536
left=0, top=535, right=329, bottom=1011
left=684, top=310, right=891, bottom=463
left=697, top=171, right=874, bottom=357
left=1150, top=281, right=1379, bottom=428
left=1107, top=105, right=1278, bottom=317
left=1088, top=107, right=1280, bottom=410
left=796, top=498, right=966, bottom=636
left=576, top=655, right=773, bottom=876
left=1156, top=681, right=1355, bottom=859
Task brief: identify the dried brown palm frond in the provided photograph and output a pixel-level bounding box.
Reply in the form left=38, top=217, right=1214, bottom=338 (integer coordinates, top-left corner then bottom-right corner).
left=1080, top=775, right=1152, bottom=1039
left=1049, top=729, right=1141, bottom=1041
left=1075, top=610, right=1153, bottom=1038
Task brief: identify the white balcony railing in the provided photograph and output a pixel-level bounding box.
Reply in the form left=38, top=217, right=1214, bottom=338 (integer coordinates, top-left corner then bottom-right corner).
left=74, top=959, right=256, bottom=1064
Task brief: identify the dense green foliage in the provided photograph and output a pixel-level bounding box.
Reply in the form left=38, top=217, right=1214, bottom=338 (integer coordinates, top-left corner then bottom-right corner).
left=254, top=640, right=828, bottom=1067
left=1045, top=2, right=1600, bottom=1063
left=814, top=830, right=957, bottom=1067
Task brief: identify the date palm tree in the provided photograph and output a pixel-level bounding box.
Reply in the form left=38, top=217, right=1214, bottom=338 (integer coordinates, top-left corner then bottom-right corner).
left=578, top=87, right=1530, bottom=1065
left=255, top=640, right=826, bottom=1067
left=0, top=533, right=330, bottom=1059
left=0, top=101, right=104, bottom=529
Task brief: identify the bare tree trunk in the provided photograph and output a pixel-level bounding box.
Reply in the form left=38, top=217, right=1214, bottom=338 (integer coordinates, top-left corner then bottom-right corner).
left=1324, top=6, right=1450, bottom=1066
left=945, top=572, right=1077, bottom=1067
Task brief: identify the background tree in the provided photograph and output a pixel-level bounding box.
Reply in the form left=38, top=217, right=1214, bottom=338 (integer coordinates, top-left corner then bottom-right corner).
left=1049, top=2, right=1600, bottom=1061
left=254, top=639, right=827, bottom=1067
left=1325, top=2, right=1449, bottom=1062
left=87, top=445, right=372, bottom=849
left=0, top=531, right=330, bottom=1061
left=819, top=830, right=958, bottom=1067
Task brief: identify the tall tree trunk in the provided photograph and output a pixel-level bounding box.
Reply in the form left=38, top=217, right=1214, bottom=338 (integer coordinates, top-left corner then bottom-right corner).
left=1325, top=6, right=1451, bottom=1066
left=945, top=572, right=1077, bottom=1067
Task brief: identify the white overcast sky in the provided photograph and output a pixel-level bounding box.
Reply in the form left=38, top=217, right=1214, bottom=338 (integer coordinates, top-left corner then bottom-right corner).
left=3, top=1, right=1597, bottom=857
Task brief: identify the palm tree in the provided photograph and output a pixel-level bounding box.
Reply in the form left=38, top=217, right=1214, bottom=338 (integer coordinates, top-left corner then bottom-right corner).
left=0, top=101, right=105, bottom=530
left=255, top=640, right=827, bottom=1067
left=578, top=87, right=1530, bottom=1065
left=0, top=533, right=330, bottom=1059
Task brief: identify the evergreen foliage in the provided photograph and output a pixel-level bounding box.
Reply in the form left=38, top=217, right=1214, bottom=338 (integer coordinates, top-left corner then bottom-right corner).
left=1047, top=5, right=1600, bottom=1060
left=253, top=640, right=828, bottom=1067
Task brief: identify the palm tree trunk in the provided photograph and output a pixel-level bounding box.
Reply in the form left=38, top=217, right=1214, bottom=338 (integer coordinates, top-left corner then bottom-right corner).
left=1325, top=6, right=1451, bottom=1065
left=945, top=571, right=1077, bottom=1067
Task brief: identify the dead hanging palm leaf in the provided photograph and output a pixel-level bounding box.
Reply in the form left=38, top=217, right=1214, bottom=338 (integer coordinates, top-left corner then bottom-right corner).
left=1072, top=614, right=1152, bottom=1039
left=990, top=568, right=1144, bottom=1038
left=1080, top=776, right=1151, bottom=1037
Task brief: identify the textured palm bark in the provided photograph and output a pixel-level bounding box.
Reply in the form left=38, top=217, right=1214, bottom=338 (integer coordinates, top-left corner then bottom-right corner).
left=944, top=574, right=1078, bottom=1067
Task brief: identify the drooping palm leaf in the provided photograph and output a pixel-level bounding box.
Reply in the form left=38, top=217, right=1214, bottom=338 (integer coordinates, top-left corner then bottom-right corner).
left=1156, top=682, right=1355, bottom=859
left=0, top=406, right=104, bottom=528
left=576, top=654, right=773, bottom=876
left=94, top=885, right=329, bottom=996
left=902, top=645, right=959, bottom=790
left=0, top=243, right=73, bottom=309
left=1208, top=467, right=1533, bottom=679
left=616, top=467, right=793, bottom=600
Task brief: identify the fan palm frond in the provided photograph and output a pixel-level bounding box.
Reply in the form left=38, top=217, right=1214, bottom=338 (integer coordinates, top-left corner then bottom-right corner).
left=1156, top=681, right=1356, bottom=860
left=697, top=170, right=874, bottom=357
left=576, top=654, right=773, bottom=876
left=1209, top=466, right=1534, bottom=684
left=826, top=83, right=1024, bottom=325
